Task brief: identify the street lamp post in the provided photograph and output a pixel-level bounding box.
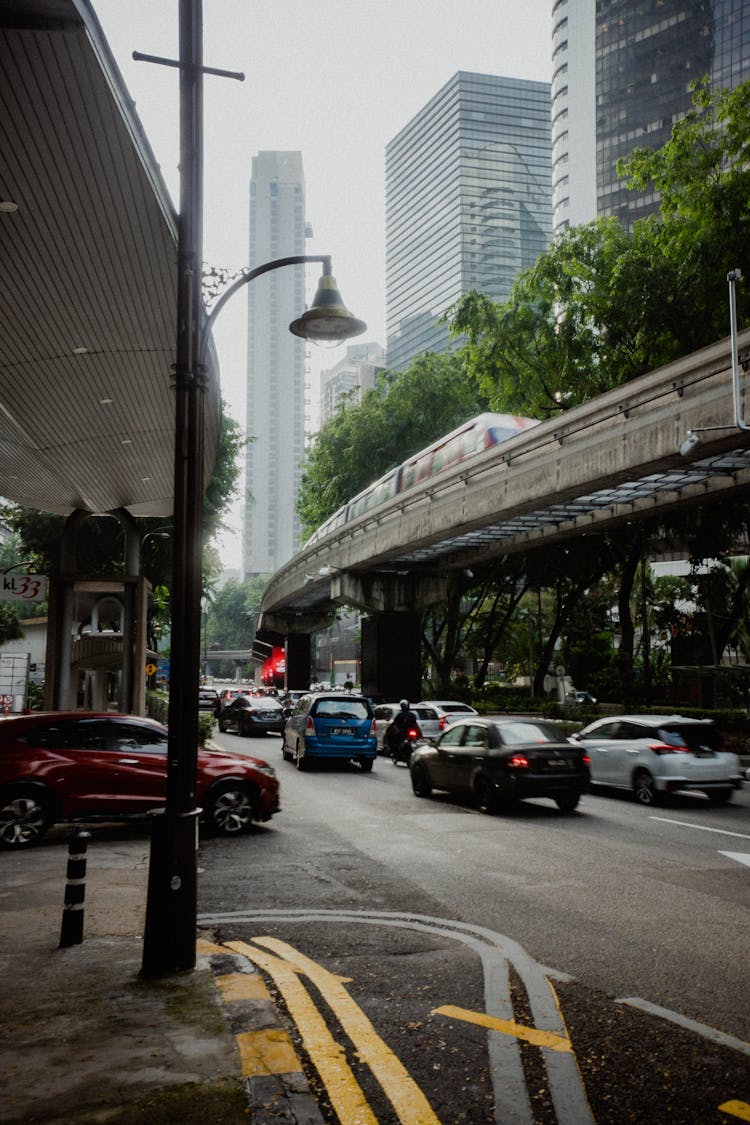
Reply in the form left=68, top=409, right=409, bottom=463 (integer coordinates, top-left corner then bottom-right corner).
left=140, top=0, right=366, bottom=977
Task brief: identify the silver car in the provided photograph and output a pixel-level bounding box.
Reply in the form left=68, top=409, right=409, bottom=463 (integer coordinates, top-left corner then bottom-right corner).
left=421, top=700, right=479, bottom=727
left=372, top=703, right=443, bottom=752
left=571, top=714, right=743, bottom=805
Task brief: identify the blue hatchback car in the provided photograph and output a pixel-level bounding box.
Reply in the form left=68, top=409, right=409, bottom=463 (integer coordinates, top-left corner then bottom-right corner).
left=282, top=693, right=377, bottom=771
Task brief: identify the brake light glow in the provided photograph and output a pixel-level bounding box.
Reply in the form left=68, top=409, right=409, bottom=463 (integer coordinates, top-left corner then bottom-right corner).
left=306, top=716, right=315, bottom=734
left=439, top=717, right=447, bottom=730
left=407, top=728, right=419, bottom=739
left=508, top=754, right=529, bottom=769
left=370, top=719, right=377, bottom=736
left=649, top=743, right=689, bottom=755
left=582, top=754, right=591, bottom=765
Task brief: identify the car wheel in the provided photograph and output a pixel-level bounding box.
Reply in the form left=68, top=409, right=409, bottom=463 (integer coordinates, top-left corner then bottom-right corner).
left=359, top=757, right=374, bottom=773
left=282, top=740, right=293, bottom=762
left=411, top=765, right=432, bottom=799
left=555, top=793, right=580, bottom=813
left=474, top=775, right=497, bottom=815
left=294, top=743, right=308, bottom=771
left=204, top=781, right=255, bottom=836
left=633, top=769, right=658, bottom=806
left=218, top=718, right=227, bottom=733
left=0, top=786, right=53, bottom=848
left=707, top=787, right=733, bottom=805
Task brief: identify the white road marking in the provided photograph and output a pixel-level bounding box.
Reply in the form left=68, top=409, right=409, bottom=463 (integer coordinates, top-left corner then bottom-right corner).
left=198, top=907, right=595, bottom=1125
left=615, top=997, right=750, bottom=1057
left=719, top=851, right=750, bottom=868
left=650, top=816, right=750, bottom=840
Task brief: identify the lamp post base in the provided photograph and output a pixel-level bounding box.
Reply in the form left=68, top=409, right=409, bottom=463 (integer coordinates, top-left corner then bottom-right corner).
left=140, top=807, right=201, bottom=977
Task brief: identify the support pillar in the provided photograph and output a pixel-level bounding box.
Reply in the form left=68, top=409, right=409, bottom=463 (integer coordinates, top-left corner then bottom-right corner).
left=285, top=634, right=311, bottom=691
left=361, top=612, right=422, bottom=702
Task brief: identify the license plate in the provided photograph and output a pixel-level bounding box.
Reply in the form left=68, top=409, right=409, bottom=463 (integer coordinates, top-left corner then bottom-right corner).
left=332, top=727, right=354, bottom=736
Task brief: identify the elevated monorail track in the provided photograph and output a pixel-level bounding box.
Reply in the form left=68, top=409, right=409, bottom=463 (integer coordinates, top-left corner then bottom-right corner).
left=262, top=330, right=750, bottom=625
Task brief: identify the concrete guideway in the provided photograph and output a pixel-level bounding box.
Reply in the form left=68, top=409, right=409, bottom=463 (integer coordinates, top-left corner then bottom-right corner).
left=262, top=328, right=750, bottom=628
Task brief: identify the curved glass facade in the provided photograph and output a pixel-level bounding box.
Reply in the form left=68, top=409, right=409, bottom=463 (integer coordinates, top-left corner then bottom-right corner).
left=386, top=72, right=552, bottom=372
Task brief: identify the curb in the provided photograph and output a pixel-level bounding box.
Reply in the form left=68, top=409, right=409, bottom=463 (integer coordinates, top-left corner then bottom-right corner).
left=197, top=937, right=324, bottom=1124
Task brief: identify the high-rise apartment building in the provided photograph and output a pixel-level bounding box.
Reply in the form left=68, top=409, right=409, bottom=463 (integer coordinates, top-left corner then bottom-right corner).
left=553, top=0, right=750, bottom=234
left=385, top=72, right=552, bottom=372
left=243, top=151, right=308, bottom=577
left=319, top=342, right=385, bottom=426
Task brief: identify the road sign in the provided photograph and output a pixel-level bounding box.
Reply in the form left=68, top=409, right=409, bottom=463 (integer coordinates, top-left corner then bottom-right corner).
left=145, top=663, right=157, bottom=676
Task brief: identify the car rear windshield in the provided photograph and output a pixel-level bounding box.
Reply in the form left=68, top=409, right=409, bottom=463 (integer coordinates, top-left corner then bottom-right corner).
left=497, top=721, right=563, bottom=745
left=313, top=699, right=371, bottom=719
left=657, top=724, right=721, bottom=751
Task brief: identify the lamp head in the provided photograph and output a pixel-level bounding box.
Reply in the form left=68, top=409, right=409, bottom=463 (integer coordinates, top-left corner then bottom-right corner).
left=680, top=431, right=702, bottom=457
left=289, top=273, right=367, bottom=344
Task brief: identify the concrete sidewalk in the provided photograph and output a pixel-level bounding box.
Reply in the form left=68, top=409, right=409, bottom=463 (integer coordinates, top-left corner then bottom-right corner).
left=0, top=824, right=322, bottom=1124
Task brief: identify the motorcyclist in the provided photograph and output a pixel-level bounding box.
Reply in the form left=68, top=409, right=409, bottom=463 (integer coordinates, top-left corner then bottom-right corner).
left=385, top=699, right=422, bottom=756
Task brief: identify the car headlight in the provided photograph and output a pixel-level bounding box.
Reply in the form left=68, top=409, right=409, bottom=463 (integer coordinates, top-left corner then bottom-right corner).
left=254, top=763, right=276, bottom=777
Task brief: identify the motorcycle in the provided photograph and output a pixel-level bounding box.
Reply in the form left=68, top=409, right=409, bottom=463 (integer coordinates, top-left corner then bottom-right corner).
left=389, top=726, right=421, bottom=766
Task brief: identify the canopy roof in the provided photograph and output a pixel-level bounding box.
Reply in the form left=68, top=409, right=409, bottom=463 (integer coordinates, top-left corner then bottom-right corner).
left=0, top=0, right=220, bottom=517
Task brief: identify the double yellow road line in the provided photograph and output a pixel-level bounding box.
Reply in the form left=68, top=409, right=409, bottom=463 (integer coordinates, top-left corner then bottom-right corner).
left=228, top=936, right=440, bottom=1125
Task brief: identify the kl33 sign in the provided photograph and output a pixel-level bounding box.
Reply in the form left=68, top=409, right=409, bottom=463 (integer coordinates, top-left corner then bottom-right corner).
left=0, top=574, right=47, bottom=602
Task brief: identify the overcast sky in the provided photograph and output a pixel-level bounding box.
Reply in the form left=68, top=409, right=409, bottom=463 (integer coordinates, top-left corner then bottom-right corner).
left=93, top=0, right=552, bottom=567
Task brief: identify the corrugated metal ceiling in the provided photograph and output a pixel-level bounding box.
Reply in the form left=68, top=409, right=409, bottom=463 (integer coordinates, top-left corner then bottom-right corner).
left=0, top=0, right=220, bottom=516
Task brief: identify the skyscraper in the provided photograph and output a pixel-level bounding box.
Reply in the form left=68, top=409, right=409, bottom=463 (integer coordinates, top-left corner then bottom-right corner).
left=385, top=72, right=552, bottom=372
left=553, top=0, right=750, bottom=234
left=243, top=151, right=308, bottom=577
left=319, top=342, right=384, bottom=426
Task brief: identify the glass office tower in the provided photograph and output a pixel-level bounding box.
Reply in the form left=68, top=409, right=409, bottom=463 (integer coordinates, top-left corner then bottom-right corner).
left=554, top=1, right=750, bottom=232
left=386, top=72, right=552, bottom=372
left=243, top=151, right=307, bottom=577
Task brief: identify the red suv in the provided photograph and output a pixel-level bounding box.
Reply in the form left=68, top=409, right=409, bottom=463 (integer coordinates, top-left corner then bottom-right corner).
left=0, top=711, right=280, bottom=848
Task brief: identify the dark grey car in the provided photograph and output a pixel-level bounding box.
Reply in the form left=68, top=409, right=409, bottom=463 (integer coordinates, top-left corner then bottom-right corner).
left=217, top=694, right=285, bottom=736
left=409, top=717, right=590, bottom=813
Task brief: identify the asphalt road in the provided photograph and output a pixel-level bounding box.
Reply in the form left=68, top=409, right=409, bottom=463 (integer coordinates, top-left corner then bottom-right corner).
left=198, top=729, right=750, bottom=1124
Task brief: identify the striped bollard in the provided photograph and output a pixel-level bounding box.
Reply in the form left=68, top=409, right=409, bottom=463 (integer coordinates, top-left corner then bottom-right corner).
left=59, top=828, right=91, bottom=948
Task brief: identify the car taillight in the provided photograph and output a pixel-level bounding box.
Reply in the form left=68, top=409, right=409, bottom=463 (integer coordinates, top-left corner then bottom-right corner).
left=439, top=717, right=447, bottom=730
left=582, top=754, right=591, bottom=765
left=370, top=720, right=377, bottom=736
left=508, top=754, right=529, bottom=769
left=649, top=743, right=688, bottom=755
left=306, top=716, right=315, bottom=734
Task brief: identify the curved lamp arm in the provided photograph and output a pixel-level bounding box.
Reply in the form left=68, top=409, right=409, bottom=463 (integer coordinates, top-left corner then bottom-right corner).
left=200, top=254, right=332, bottom=365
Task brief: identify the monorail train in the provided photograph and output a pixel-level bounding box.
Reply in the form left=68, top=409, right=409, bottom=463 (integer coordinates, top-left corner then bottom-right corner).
left=306, top=412, right=539, bottom=547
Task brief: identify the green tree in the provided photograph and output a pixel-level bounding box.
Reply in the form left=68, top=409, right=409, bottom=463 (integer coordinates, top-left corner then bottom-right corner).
left=206, top=575, right=270, bottom=652
left=619, top=77, right=750, bottom=344
left=0, top=604, right=23, bottom=647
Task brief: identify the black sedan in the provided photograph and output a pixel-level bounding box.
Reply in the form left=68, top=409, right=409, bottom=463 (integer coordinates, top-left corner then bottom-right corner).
left=217, top=694, right=286, bottom=736
left=409, top=717, right=590, bottom=813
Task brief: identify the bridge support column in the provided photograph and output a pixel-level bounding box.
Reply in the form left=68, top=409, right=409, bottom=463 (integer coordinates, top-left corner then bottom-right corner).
left=285, top=634, right=311, bottom=691
left=361, top=612, right=422, bottom=702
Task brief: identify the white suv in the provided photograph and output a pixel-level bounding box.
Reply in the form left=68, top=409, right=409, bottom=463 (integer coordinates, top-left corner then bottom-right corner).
left=572, top=714, right=743, bottom=805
